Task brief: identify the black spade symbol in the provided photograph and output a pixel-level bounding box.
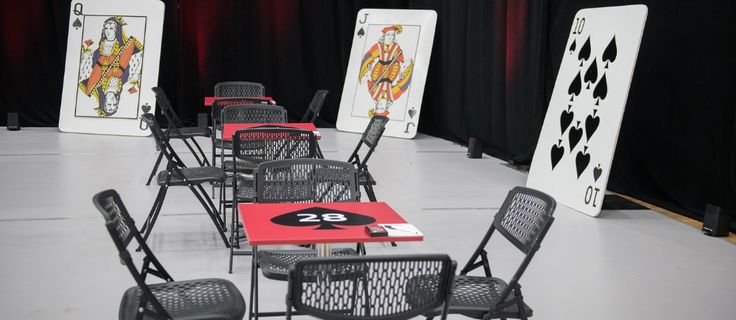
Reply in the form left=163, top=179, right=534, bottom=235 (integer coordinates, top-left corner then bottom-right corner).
left=584, top=110, right=599, bottom=141
left=550, top=140, right=564, bottom=170
left=141, top=103, right=151, bottom=114
left=73, top=18, right=82, bottom=30
left=408, top=107, right=416, bottom=118
left=602, top=36, right=618, bottom=68
left=357, top=28, right=365, bottom=38
left=568, top=39, right=576, bottom=54
left=578, top=36, right=591, bottom=66
left=593, top=72, right=608, bottom=106
left=568, top=123, right=583, bottom=152
left=575, top=149, right=591, bottom=178
left=593, top=164, right=602, bottom=181
left=567, top=71, right=582, bottom=101
left=584, top=58, right=598, bottom=89
left=560, top=108, right=574, bottom=134
left=271, top=207, right=376, bottom=230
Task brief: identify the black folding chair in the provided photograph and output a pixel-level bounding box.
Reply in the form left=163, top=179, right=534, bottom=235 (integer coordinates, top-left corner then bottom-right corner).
left=93, top=189, right=246, bottom=320
left=139, top=113, right=230, bottom=247
left=145, top=87, right=211, bottom=185
left=246, top=159, right=362, bottom=319
left=227, top=128, right=318, bottom=272
left=425, top=186, right=556, bottom=320
left=286, top=254, right=456, bottom=320
left=347, top=115, right=389, bottom=202
left=211, top=98, right=275, bottom=169
left=300, top=89, right=329, bottom=123
left=219, top=104, right=289, bottom=173
left=215, top=81, right=265, bottom=98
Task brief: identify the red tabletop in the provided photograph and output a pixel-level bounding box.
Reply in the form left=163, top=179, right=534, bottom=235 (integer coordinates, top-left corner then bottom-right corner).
left=204, top=96, right=275, bottom=107
left=239, top=202, right=423, bottom=246
left=222, top=123, right=320, bottom=141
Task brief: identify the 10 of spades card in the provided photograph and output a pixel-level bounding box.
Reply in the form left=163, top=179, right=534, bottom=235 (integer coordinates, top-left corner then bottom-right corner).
left=336, top=9, right=437, bottom=139
left=59, top=0, right=164, bottom=136
left=527, top=5, right=648, bottom=217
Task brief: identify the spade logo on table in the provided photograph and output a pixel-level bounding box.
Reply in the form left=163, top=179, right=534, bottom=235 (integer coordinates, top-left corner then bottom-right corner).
left=271, top=207, right=376, bottom=230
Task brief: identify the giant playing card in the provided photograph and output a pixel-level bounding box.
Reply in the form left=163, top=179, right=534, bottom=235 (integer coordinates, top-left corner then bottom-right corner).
left=527, top=5, right=648, bottom=217
left=59, top=0, right=164, bottom=136
left=337, top=9, right=436, bottom=139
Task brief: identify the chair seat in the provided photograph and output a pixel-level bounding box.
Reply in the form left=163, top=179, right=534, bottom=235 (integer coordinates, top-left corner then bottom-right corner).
left=157, top=167, right=225, bottom=186
left=119, top=278, right=246, bottom=320
left=165, top=126, right=212, bottom=138
left=224, top=159, right=257, bottom=172
left=446, top=275, right=532, bottom=319
left=214, top=138, right=233, bottom=149
left=258, top=248, right=359, bottom=281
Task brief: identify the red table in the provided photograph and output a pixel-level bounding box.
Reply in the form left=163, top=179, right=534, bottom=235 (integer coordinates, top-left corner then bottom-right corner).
left=203, top=96, right=275, bottom=106
left=240, top=201, right=422, bottom=319
left=222, top=123, right=320, bottom=141
left=239, top=202, right=423, bottom=246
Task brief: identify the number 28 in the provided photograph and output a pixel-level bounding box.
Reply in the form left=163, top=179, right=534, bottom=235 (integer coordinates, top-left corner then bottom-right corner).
left=297, top=213, right=347, bottom=222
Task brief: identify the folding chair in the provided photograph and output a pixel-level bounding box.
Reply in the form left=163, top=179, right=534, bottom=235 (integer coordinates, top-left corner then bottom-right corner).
left=211, top=98, right=274, bottom=169
left=228, top=128, right=318, bottom=272
left=425, top=186, right=556, bottom=320
left=145, top=87, right=211, bottom=185
left=300, top=89, right=329, bottom=123
left=246, top=159, right=362, bottom=319
left=347, top=115, right=389, bottom=202
left=93, top=189, right=246, bottom=320
left=139, top=113, right=230, bottom=247
left=214, top=104, right=289, bottom=204
left=286, top=254, right=456, bottom=320
left=219, top=104, right=289, bottom=172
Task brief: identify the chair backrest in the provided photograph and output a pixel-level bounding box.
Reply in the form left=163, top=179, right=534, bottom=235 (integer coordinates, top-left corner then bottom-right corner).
left=300, top=90, right=329, bottom=123
left=492, top=186, right=556, bottom=254
left=92, top=189, right=173, bottom=318
left=222, top=104, right=288, bottom=125
left=232, top=128, right=317, bottom=169
left=214, top=81, right=265, bottom=97
left=256, top=159, right=360, bottom=203
left=348, top=115, right=389, bottom=168
left=286, top=254, right=456, bottom=320
left=212, top=97, right=275, bottom=128
left=151, top=87, right=183, bottom=129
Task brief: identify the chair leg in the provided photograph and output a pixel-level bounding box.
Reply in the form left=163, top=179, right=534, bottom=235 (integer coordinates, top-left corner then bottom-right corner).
left=190, top=184, right=229, bottom=247
left=515, top=285, right=528, bottom=320
left=140, top=185, right=168, bottom=243
left=146, top=151, right=164, bottom=185
left=190, top=137, right=210, bottom=166
left=182, top=138, right=205, bottom=166
left=229, top=197, right=238, bottom=273
left=249, top=246, right=259, bottom=320
left=363, top=183, right=377, bottom=202
left=211, top=136, right=217, bottom=197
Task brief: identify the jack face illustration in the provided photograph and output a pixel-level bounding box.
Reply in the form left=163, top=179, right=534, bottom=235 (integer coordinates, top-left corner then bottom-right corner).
left=358, top=25, right=414, bottom=117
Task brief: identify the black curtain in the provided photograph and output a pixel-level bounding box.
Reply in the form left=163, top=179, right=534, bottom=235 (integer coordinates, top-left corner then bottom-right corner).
left=2, top=0, right=734, bottom=230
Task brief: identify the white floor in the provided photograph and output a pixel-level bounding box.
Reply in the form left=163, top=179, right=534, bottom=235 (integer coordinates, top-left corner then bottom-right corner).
left=1, top=128, right=735, bottom=319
